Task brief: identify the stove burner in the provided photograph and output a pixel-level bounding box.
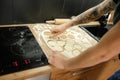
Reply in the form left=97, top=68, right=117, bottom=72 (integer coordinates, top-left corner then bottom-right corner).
left=0, top=26, right=48, bottom=75
left=10, top=44, right=25, bottom=55
left=0, top=27, right=32, bottom=44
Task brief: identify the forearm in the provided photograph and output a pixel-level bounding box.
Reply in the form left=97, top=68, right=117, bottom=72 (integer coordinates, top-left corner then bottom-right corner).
left=65, top=0, right=115, bottom=28
left=64, top=45, right=109, bottom=70
left=64, top=21, right=120, bottom=70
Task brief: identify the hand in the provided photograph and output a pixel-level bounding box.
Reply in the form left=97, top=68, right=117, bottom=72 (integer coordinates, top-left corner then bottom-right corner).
left=48, top=51, right=67, bottom=69
left=51, top=23, right=69, bottom=36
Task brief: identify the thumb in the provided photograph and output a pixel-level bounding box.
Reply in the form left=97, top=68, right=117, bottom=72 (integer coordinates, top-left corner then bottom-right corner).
left=48, top=55, right=54, bottom=64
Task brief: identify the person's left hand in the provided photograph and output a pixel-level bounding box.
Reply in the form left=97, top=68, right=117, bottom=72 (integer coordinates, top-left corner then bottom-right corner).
left=48, top=51, right=67, bottom=69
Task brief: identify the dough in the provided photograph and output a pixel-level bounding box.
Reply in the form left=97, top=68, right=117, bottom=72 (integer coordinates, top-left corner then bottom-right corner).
left=57, top=40, right=65, bottom=46
left=41, top=28, right=94, bottom=58
left=72, top=49, right=80, bottom=56
left=47, top=40, right=56, bottom=47
left=64, top=44, right=73, bottom=51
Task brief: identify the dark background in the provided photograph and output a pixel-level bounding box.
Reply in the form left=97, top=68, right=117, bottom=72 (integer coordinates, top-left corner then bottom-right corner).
left=0, top=0, right=103, bottom=25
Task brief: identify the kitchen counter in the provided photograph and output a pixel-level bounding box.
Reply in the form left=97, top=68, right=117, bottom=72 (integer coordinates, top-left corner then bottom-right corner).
left=0, top=22, right=120, bottom=80
left=0, top=24, right=53, bottom=80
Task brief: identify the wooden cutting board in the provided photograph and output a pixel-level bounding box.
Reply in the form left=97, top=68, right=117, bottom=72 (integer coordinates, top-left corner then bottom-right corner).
left=33, top=23, right=98, bottom=59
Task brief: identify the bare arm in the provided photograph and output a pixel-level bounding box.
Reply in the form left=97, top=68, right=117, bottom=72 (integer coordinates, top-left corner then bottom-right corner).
left=49, top=21, right=120, bottom=70
left=64, top=21, right=120, bottom=70
left=65, top=0, right=116, bottom=28
left=49, top=0, right=119, bottom=70
left=51, top=0, right=116, bottom=35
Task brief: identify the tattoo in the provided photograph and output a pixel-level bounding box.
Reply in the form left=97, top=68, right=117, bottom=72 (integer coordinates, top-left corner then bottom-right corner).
left=101, top=0, right=116, bottom=14
left=72, top=0, right=116, bottom=25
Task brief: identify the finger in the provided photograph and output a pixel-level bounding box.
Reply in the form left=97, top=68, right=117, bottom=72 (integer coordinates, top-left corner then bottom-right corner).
left=50, top=31, right=59, bottom=36
left=48, top=55, right=54, bottom=64
left=52, top=51, right=58, bottom=54
left=51, top=30, right=57, bottom=33
left=52, top=31, right=60, bottom=35
left=50, top=28, right=60, bottom=34
left=52, top=51, right=62, bottom=54
left=48, top=59, right=52, bottom=64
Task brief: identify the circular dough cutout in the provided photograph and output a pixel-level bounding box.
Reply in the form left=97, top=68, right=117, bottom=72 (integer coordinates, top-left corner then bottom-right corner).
left=57, top=40, right=65, bottom=46
left=47, top=40, right=56, bottom=47
left=64, top=44, right=73, bottom=51
left=72, top=49, right=80, bottom=56
left=73, top=44, right=82, bottom=50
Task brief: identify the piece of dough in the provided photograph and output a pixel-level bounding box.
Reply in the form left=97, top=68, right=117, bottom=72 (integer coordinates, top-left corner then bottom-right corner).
left=72, top=49, right=80, bottom=56
left=57, top=40, right=65, bottom=46
left=47, top=40, right=56, bottom=47
left=50, top=46, right=63, bottom=51
left=64, top=44, right=73, bottom=51
left=73, top=44, right=82, bottom=50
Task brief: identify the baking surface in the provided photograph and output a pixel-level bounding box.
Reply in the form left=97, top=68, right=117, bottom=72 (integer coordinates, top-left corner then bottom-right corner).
left=33, top=24, right=98, bottom=58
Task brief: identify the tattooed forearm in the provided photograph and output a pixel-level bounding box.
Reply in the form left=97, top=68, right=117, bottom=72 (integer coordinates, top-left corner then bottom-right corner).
left=100, top=0, right=116, bottom=14
left=71, top=0, right=116, bottom=26
left=73, top=7, right=100, bottom=24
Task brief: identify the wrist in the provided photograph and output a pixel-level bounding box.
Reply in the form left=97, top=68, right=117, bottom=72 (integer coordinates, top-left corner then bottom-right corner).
left=64, top=20, right=75, bottom=29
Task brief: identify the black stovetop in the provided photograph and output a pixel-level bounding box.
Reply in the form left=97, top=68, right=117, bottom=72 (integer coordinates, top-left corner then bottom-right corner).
left=0, top=26, right=48, bottom=75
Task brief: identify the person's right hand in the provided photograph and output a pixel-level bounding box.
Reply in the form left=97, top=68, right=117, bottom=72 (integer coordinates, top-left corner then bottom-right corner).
left=48, top=51, right=67, bottom=69
left=51, top=23, right=68, bottom=36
